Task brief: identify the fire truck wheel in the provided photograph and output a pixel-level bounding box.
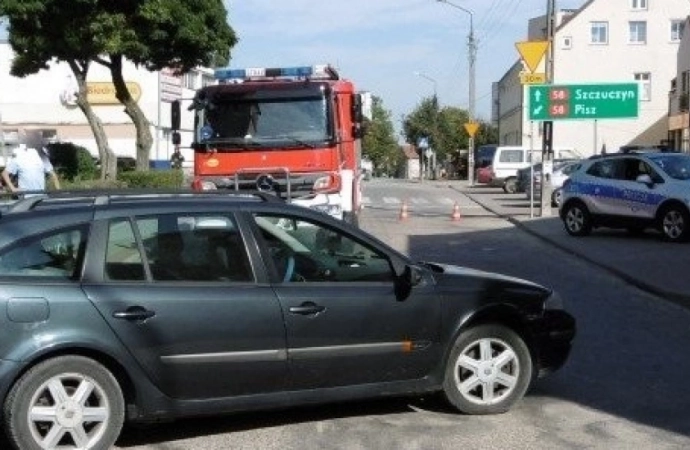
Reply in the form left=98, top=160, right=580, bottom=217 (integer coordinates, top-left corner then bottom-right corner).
left=343, top=211, right=359, bottom=228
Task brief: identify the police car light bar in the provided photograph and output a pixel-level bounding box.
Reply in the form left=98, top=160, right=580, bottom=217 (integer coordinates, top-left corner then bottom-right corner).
left=214, top=64, right=339, bottom=82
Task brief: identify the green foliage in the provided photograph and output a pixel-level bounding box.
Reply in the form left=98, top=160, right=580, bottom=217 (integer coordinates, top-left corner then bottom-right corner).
left=0, top=1, right=237, bottom=76
left=117, top=170, right=184, bottom=188
left=361, top=96, right=399, bottom=177
left=61, top=178, right=129, bottom=191
left=46, top=143, right=98, bottom=182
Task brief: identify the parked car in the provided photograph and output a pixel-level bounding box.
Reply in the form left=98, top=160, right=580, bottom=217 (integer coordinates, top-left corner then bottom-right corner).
left=516, top=158, right=581, bottom=194
left=0, top=190, right=576, bottom=450
left=525, top=160, right=582, bottom=207
left=560, top=152, right=690, bottom=242
left=487, top=146, right=581, bottom=194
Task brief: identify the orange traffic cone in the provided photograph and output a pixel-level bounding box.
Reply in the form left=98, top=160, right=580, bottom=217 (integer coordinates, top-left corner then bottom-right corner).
left=399, top=200, right=409, bottom=221
left=451, top=202, right=461, bottom=222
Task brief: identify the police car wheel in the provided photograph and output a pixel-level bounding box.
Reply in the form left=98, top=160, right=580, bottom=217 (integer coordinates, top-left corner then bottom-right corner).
left=659, top=205, right=690, bottom=242
left=562, top=201, right=592, bottom=237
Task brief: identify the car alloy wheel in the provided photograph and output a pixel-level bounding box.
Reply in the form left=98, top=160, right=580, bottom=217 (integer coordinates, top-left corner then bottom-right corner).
left=563, top=201, right=592, bottom=237
left=442, top=325, right=532, bottom=415
left=660, top=205, right=690, bottom=242
left=4, top=356, right=124, bottom=450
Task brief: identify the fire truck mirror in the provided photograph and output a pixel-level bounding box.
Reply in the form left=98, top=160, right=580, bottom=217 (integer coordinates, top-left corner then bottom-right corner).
left=172, top=131, right=181, bottom=146
left=171, top=100, right=181, bottom=131
left=352, top=94, right=363, bottom=124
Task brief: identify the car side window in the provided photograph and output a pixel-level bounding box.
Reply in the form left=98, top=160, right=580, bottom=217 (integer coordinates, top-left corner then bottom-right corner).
left=137, top=214, right=253, bottom=282
left=0, top=225, right=87, bottom=279
left=105, top=219, right=145, bottom=281
left=587, top=159, right=621, bottom=179
left=252, top=214, right=395, bottom=283
left=499, top=150, right=523, bottom=163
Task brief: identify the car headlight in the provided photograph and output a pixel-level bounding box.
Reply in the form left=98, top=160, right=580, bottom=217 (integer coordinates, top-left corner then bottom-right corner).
left=544, top=290, right=565, bottom=310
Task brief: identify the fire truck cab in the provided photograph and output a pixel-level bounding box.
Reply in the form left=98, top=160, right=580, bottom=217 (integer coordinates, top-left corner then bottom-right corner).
left=171, top=64, right=371, bottom=225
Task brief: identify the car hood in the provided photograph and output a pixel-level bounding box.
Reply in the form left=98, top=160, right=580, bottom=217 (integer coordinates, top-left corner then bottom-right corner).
left=421, top=261, right=551, bottom=297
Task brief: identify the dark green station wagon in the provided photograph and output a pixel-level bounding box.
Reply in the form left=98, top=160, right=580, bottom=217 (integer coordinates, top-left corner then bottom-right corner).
left=0, top=191, right=575, bottom=450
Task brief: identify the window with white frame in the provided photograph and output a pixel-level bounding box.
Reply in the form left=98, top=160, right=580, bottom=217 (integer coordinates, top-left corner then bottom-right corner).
left=634, top=72, right=651, bottom=101
left=629, top=21, right=647, bottom=44
left=671, top=20, right=685, bottom=42
left=183, top=72, right=197, bottom=90
left=591, top=22, right=609, bottom=44
left=631, top=0, right=647, bottom=10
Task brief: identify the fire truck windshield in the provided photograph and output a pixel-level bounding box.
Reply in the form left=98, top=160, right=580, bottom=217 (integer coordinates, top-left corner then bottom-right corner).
left=196, top=92, right=330, bottom=148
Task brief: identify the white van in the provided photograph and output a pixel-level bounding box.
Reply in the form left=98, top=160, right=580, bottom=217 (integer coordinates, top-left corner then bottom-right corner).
left=488, top=146, right=581, bottom=193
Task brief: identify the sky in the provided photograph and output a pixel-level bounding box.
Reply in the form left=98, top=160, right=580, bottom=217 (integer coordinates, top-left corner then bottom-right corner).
left=225, top=0, right=584, bottom=136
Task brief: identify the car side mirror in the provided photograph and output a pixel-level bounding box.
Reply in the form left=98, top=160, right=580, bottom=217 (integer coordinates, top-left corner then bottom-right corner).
left=636, top=174, right=653, bottom=186
left=394, top=265, right=422, bottom=301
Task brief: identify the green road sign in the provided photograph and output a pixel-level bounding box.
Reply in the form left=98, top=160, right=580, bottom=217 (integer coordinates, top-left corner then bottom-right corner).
left=528, top=83, right=639, bottom=121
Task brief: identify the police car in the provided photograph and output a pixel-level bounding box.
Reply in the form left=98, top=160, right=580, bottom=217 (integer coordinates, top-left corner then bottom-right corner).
left=559, top=152, right=690, bottom=242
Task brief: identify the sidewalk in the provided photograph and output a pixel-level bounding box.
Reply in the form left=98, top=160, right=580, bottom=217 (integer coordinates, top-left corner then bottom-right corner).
left=446, top=180, right=690, bottom=308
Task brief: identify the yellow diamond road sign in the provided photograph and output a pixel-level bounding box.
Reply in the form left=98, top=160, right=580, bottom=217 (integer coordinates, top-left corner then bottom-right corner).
left=515, top=41, right=549, bottom=74
left=464, top=122, right=479, bottom=138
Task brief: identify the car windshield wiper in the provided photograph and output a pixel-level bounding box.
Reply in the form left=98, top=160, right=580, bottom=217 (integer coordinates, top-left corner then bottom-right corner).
left=267, top=136, right=316, bottom=149
left=201, top=138, right=265, bottom=148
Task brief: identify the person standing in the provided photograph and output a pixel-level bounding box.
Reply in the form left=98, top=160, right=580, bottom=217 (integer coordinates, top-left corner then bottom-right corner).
left=2, top=144, right=60, bottom=195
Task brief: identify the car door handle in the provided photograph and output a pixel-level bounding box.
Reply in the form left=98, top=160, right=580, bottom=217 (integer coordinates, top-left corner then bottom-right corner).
left=113, top=307, right=156, bottom=321
left=289, top=303, right=326, bottom=316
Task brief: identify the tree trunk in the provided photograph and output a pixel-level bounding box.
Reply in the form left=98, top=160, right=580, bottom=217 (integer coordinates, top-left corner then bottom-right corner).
left=110, top=55, right=153, bottom=171
left=68, top=61, right=117, bottom=180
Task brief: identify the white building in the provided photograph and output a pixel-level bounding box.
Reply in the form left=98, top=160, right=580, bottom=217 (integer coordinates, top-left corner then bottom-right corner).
left=0, top=39, right=209, bottom=166
left=494, top=0, right=688, bottom=156
left=668, top=16, right=690, bottom=151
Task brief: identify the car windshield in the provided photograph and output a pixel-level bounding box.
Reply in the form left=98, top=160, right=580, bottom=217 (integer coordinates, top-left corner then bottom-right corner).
left=648, top=154, right=690, bottom=180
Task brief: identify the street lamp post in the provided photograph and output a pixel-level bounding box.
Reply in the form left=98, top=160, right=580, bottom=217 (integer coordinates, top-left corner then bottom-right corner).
left=436, top=0, right=476, bottom=185
left=414, top=71, right=438, bottom=100
left=414, top=71, right=438, bottom=179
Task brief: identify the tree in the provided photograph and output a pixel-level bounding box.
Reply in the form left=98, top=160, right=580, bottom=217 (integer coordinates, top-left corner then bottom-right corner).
left=0, top=0, right=237, bottom=175
left=0, top=1, right=118, bottom=178
left=361, top=96, right=400, bottom=177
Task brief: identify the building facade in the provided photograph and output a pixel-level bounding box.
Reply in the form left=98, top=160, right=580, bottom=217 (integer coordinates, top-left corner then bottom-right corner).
left=0, top=40, right=209, bottom=167
left=668, top=16, right=690, bottom=152
left=494, top=0, right=688, bottom=157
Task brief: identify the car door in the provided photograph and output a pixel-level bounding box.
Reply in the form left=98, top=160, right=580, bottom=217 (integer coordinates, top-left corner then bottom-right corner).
left=81, top=211, right=288, bottom=400
left=249, top=212, right=441, bottom=390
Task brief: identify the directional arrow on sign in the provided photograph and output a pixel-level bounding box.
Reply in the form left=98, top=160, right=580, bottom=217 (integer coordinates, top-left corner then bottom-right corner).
left=534, top=90, right=542, bottom=102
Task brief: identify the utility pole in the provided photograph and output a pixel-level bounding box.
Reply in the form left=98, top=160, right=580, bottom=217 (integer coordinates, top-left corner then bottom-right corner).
left=540, top=0, right=556, bottom=217
left=436, top=0, right=476, bottom=185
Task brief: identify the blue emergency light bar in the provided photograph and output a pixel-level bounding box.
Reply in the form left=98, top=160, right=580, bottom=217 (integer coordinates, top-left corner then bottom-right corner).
left=214, top=65, right=338, bottom=82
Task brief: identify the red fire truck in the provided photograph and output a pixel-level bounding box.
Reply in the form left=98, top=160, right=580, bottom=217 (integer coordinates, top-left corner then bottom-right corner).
left=171, top=64, right=371, bottom=225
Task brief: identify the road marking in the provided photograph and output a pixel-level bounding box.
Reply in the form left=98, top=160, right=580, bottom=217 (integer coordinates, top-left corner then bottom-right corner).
left=409, top=197, right=430, bottom=205
left=382, top=197, right=401, bottom=204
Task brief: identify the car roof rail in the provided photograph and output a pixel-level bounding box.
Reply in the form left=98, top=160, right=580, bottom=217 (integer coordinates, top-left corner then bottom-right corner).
left=2, top=189, right=284, bottom=214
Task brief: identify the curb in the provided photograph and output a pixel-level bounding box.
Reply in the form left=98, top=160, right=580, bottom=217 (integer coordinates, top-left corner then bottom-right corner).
left=455, top=186, right=690, bottom=309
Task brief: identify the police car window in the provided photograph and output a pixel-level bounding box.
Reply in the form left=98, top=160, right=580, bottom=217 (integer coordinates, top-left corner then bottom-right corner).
left=0, top=225, right=87, bottom=279
left=253, top=214, right=394, bottom=283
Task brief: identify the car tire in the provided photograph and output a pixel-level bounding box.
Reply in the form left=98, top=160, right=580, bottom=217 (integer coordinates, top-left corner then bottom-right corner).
left=503, top=178, right=518, bottom=194
left=562, top=201, right=592, bottom=237
left=658, top=204, right=690, bottom=242
left=343, top=211, right=359, bottom=228
left=551, top=188, right=562, bottom=208
left=442, top=324, right=533, bottom=415
left=3, top=355, right=125, bottom=450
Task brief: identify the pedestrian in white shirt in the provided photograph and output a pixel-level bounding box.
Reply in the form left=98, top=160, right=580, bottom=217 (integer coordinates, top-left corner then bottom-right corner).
left=2, top=144, right=61, bottom=195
